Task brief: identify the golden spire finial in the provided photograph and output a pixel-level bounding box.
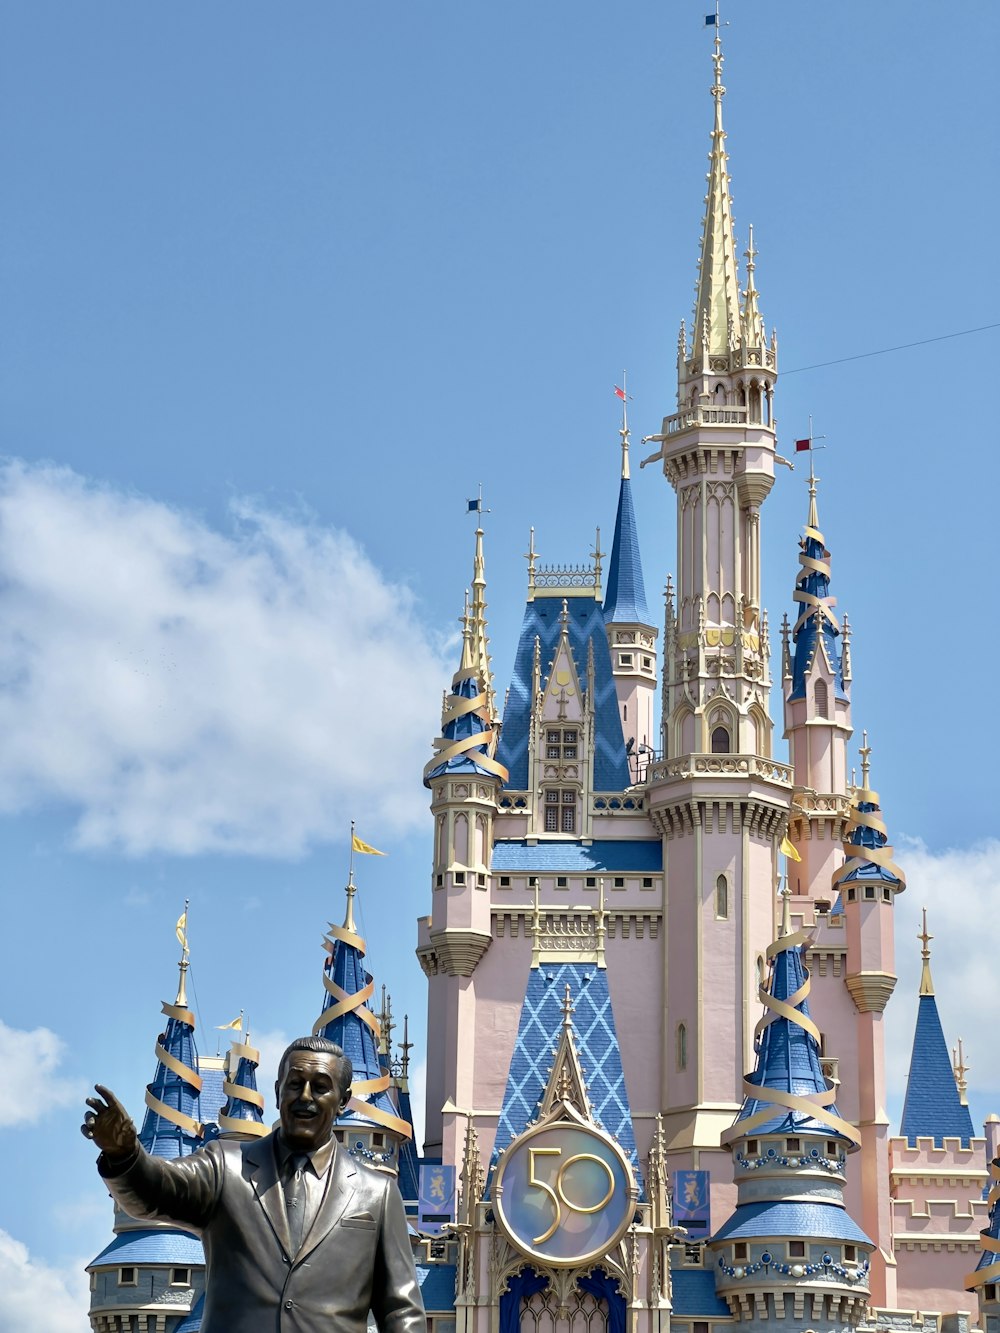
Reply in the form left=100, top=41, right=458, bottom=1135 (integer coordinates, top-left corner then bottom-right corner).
left=343, top=870, right=358, bottom=933
left=561, top=983, right=575, bottom=1031
left=953, top=1038, right=969, bottom=1106
left=919, top=906, right=935, bottom=996
left=618, top=373, right=631, bottom=479
left=859, top=729, right=872, bottom=792
left=175, top=899, right=190, bottom=1006
left=779, top=882, right=792, bottom=938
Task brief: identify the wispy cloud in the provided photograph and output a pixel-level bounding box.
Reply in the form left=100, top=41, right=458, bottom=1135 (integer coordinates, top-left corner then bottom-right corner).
left=0, top=1019, right=82, bottom=1129
left=884, top=837, right=1000, bottom=1121
left=0, top=461, right=449, bottom=856
left=0, top=1230, right=89, bottom=1331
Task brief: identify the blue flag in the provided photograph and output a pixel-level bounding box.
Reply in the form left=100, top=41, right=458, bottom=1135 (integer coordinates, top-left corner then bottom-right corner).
left=705, top=13, right=718, bottom=24
left=467, top=499, right=481, bottom=513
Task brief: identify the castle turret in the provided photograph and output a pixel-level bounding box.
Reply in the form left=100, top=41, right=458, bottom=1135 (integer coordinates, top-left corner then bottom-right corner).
left=419, top=528, right=507, bottom=1165
left=87, top=915, right=207, bottom=1331
left=642, top=24, right=790, bottom=1200
left=783, top=461, right=852, bottom=899
left=314, top=870, right=414, bottom=1174
left=967, top=1152, right=1000, bottom=1325
left=710, top=894, right=873, bottom=1329
left=604, top=390, right=657, bottom=780
left=218, top=1023, right=267, bottom=1140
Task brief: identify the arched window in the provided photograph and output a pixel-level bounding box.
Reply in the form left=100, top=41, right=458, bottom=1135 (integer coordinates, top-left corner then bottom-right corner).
left=815, top=679, right=829, bottom=718
left=716, top=874, right=729, bottom=919
left=677, top=1023, right=688, bottom=1071
left=711, top=726, right=731, bottom=754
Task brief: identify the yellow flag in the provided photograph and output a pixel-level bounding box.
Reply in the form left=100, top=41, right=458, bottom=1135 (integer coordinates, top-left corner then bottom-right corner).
left=780, top=835, right=802, bottom=863
left=352, top=834, right=386, bottom=857
left=175, top=910, right=188, bottom=949
left=216, top=1016, right=243, bottom=1031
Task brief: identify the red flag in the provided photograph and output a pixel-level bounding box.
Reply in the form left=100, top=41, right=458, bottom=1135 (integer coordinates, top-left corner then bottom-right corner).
left=795, top=439, right=811, bottom=452
left=614, top=386, right=626, bottom=400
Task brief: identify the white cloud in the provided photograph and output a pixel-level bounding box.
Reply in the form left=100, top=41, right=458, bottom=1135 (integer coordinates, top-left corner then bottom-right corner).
left=0, top=1019, right=82, bottom=1129
left=884, top=837, right=1000, bottom=1119
left=0, top=1230, right=89, bottom=1332
left=0, top=461, right=449, bottom=856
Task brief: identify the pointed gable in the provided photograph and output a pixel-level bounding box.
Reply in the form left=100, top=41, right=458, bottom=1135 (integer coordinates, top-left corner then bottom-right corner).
left=497, top=594, right=628, bottom=792
left=490, top=960, right=642, bottom=1190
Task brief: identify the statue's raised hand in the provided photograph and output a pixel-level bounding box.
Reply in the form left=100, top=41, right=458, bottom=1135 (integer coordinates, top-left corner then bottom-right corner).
left=82, top=1085, right=138, bottom=1162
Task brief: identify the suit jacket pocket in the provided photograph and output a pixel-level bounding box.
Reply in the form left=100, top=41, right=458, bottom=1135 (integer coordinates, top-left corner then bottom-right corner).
left=342, top=1214, right=378, bottom=1230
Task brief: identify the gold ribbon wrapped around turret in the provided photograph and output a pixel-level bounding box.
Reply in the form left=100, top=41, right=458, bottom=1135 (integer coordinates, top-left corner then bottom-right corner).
left=311, top=925, right=412, bottom=1140
left=722, top=926, right=860, bottom=1147
left=218, top=1038, right=269, bottom=1138
left=423, top=670, right=508, bottom=783
left=793, top=524, right=841, bottom=637
left=143, top=1002, right=205, bottom=1138
left=831, top=785, right=906, bottom=891
left=967, top=1158, right=1000, bottom=1287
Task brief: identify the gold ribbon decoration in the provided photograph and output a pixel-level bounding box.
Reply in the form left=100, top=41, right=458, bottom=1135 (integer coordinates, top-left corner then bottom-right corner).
left=154, top=1042, right=203, bottom=1093
left=310, top=925, right=412, bottom=1142
left=967, top=1157, right=1000, bottom=1287
left=793, top=524, right=841, bottom=638
left=831, top=785, right=906, bottom=891
left=217, top=1039, right=268, bottom=1137
left=722, top=926, right=860, bottom=1148
left=423, top=670, right=509, bottom=784
left=144, top=1088, right=203, bottom=1138
left=144, top=1001, right=205, bottom=1140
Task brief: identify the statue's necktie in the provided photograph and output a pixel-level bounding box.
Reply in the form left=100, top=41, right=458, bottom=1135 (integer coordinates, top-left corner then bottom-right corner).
left=284, top=1154, right=310, bottom=1253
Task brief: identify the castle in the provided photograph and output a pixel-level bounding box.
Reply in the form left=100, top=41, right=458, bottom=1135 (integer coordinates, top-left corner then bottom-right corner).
left=86, top=24, right=997, bottom=1333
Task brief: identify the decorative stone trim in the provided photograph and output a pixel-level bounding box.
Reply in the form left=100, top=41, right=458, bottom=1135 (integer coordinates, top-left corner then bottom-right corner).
left=427, top=928, right=492, bottom=977
left=844, top=970, right=897, bottom=1013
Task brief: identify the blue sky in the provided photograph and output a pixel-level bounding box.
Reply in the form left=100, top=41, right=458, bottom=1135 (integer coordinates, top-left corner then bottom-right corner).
left=1, top=2, right=998, bottom=1324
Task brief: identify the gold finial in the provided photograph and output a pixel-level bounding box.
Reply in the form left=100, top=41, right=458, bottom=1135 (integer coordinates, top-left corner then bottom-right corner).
left=859, top=729, right=872, bottom=793
left=561, top=983, right=575, bottom=1030
left=618, top=373, right=631, bottom=479
left=779, top=881, right=792, bottom=938
left=919, top=907, right=935, bottom=996
left=400, top=1013, right=412, bottom=1080
left=175, top=899, right=190, bottom=1006
left=953, top=1038, right=969, bottom=1106
left=591, top=527, right=604, bottom=590
left=343, top=870, right=358, bottom=932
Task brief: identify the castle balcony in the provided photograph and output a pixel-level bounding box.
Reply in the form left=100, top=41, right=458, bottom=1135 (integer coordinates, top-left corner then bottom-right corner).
left=645, top=753, right=792, bottom=841
left=647, top=753, right=792, bottom=786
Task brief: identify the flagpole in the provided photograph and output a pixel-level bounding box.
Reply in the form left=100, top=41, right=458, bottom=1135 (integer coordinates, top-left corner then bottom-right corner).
left=349, top=818, right=356, bottom=884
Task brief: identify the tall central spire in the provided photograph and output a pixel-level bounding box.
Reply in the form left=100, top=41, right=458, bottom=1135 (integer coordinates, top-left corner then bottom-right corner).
left=692, top=29, right=742, bottom=360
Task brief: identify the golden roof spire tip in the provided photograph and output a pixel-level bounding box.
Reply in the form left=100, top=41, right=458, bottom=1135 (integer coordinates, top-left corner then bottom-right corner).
left=343, top=870, right=358, bottom=933
left=859, top=728, right=872, bottom=792
left=919, top=906, right=935, bottom=996
left=174, top=898, right=190, bottom=1006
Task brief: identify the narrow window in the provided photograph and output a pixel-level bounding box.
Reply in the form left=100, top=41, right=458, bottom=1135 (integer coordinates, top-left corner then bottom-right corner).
left=786, top=1137, right=801, bottom=1152
left=170, top=1269, right=191, bottom=1286
left=556, top=876, right=568, bottom=888
left=815, top=678, right=829, bottom=718
left=844, top=1245, right=857, bottom=1263
left=623, top=704, right=628, bottom=721
left=454, top=871, right=465, bottom=885
left=677, top=1023, right=687, bottom=1070
left=716, top=873, right=729, bottom=919
left=734, top=1243, right=748, bottom=1261
left=561, top=791, right=575, bottom=833
left=499, top=875, right=511, bottom=888
left=788, top=1241, right=805, bottom=1258
left=119, top=1268, right=137, bottom=1287
left=711, top=726, right=730, bottom=754
left=544, top=790, right=560, bottom=832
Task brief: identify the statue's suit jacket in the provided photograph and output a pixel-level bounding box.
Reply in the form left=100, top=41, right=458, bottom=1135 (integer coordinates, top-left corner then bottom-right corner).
left=100, top=1133, right=426, bottom=1333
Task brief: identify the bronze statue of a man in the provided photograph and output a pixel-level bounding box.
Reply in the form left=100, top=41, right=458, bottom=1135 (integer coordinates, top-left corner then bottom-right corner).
left=83, top=1035, right=426, bottom=1333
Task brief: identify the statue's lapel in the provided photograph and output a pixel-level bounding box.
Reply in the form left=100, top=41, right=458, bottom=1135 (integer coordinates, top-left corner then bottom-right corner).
left=295, top=1145, right=357, bottom=1264
left=245, top=1135, right=293, bottom=1261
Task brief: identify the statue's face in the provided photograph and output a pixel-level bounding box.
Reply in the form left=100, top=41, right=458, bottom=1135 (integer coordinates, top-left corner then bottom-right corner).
left=276, top=1052, right=350, bottom=1151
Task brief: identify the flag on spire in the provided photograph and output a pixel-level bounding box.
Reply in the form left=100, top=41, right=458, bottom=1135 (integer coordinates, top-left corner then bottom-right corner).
left=352, top=834, right=386, bottom=857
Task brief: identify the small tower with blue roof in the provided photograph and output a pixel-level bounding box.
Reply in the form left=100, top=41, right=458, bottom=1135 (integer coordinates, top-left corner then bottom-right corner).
left=709, top=892, right=873, bottom=1330
left=218, top=1023, right=268, bottom=1140
left=967, top=1151, right=1000, bottom=1329
left=313, top=866, right=415, bottom=1175
left=781, top=460, right=853, bottom=901
left=87, top=916, right=209, bottom=1332
left=603, top=385, right=657, bottom=779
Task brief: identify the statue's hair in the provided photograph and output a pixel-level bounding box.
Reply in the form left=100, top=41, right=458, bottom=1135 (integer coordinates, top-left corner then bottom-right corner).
left=277, top=1036, right=352, bottom=1096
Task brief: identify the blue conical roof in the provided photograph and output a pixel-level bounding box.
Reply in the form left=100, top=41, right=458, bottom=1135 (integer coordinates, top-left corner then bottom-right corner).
left=900, top=993, right=974, bottom=1147
left=139, top=966, right=203, bottom=1160
left=789, top=494, right=845, bottom=702
left=219, top=1040, right=265, bottom=1132
left=604, top=474, right=650, bottom=626
left=424, top=667, right=499, bottom=784
left=838, top=793, right=902, bottom=884
left=734, top=930, right=852, bottom=1142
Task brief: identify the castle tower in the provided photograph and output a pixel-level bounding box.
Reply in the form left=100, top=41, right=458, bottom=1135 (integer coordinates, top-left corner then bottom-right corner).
left=313, top=870, right=415, bottom=1174
left=823, top=738, right=904, bottom=1303
left=603, top=390, right=657, bottom=779
left=217, top=1023, right=268, bottom=1140
left=891, top=911, right=986, bottom=1310
left=420, top=528, right=507, bottom=1167
left=87, top=922, right=208, bottom=1331
left=641, top=24, right=791, bottom=1197
left=967, top=1152, right=1000, bottom=1330
left=710, top=894, right=873, bottom=1330
left=782, top=461, right=853, bottom=899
